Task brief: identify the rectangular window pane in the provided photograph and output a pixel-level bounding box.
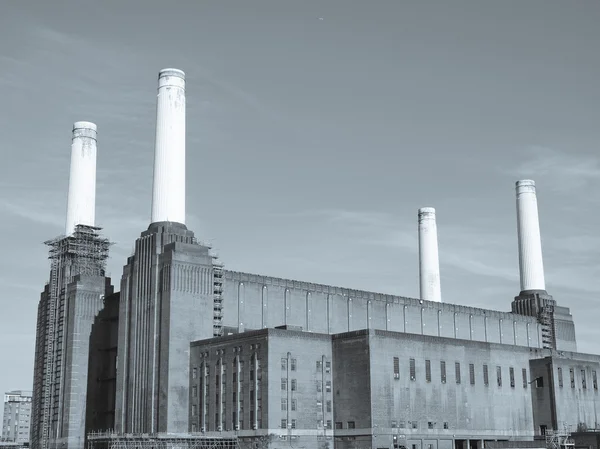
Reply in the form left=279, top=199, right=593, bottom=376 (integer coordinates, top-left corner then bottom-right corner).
left=582, top=370, right=587, bottom=389
left=510, top=367, right=515, bottom=388
left=523, top=368, right=528, bottom=388
left=281, top=379, right=287, bottom=390
left=281, top=399, right=287, bottom=411
left=497, top=366, right=502, bottom=387
left=291, top=379, right=297, bottom=391
left=455, top=362, right=461, bottom=384
left=410, top=358, right=416, bottom=381
left=316, top=360, right=322, bottom=371
left=425, top=360, right=431, bottom=382
left=469, top=364, right=475, bottom=385
left=281, top=358, right=287, bottom=370
left=570, top=368, right=575, bottom=388
left=593, top=370, right=598, bottom=390
left=483, top=364, right=489, bottom=386
left=393, top=357, right=400, bottom=379
left=558, top=367, right=563, bottom=388
left=291, top=359, right=297, bottom=371
left=440, top=361, right=446, bottom=384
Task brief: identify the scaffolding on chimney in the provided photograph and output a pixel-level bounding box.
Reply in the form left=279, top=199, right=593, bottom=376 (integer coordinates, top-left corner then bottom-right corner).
left=36, top=225, right=111, bottom=449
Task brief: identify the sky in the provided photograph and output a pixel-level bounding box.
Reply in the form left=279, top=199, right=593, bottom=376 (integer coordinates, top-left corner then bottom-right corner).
left=1, top=0, right=600, bottom=420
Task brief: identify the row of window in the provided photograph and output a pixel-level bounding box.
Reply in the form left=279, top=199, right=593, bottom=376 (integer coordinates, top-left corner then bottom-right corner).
left=557, top=367, right=598, bottom=390
left=394, top=357, right=528, bottom=388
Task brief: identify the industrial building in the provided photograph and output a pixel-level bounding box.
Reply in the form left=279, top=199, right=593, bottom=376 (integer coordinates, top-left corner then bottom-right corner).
left=30, top=123, right=115, bottom=449
left=29, top=67, right=600, bottom=449
left=2, top=391, right=32, bottom=445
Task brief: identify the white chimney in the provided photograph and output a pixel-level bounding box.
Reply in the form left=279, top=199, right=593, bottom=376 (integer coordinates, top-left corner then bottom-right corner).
left=418, top=207, right=441, bottom=302
left=65, top=121, right=97, bottom=236
left=151, top=68, right=186, bottom=224
left=516, top=180, right=546, bottom=292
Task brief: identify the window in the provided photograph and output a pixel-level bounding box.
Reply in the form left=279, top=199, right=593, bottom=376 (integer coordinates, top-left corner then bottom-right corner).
left=291, top=379, right=297, bottom=391
left=192, top=405, right=197, bottom=416
left=497, top=366, right=502, bottom=387
left=192, top=386, right=197, bottom=397
left=391, top=420, right=397, bottom=428
left=510, top=367, right=515, bottom=388
left=393, top=357, right=400, bottom=379
left=428, top=422, right=434, bottom=429
left=281, top=399, right=287, bottom=411
left=593, top=370, right=598, bottom=390
left=399, top=421, right=406, bottom=429
left=443, top=422, right=449, bottom=429
left=469, top=364, right=475, bottom=385
left=455, top=362, right=461, bottom=384
left=291, top=419, right=297, bottom=429
left=326, top=361, right=331, bottom=373
left=558, top=367, right=563, bottom=388
left=292, top=399, right=297, bottom=411
left=192, top=368, right=198, bottom=379
left=325, top=381, right=331, bottom=392
left=281, top=358, right=287, bottom=370
left=250, top=370, right=254, bottom=381
left=326, top=400, right=331, bottom=412
left=347, top=421, right=356, bottom=429
left=335, top=422, right=343, bottom=430
left=483, top=364, right=489, bottom=386
left=233, top=392, right=237, bottom=403
left=410, top=358, right=416, bottom=381
left=281, top=419, right=287, bottom=429
left=291, top=359, right=297, bottom=371
left=441, top=361, right=446, bottom=384
left=523, top=368, right=528, bottom=388
left=326, top=420, right=332, bottom=429
left=233, top=372, right=237, bottom=383
left=570, top=368, right=575, bottom=388
left=317, top=381, right=322, bottom=392
left=316, top=360, right=322, bottom=371
left=536, top=377, right=544, bottom=388
left=425, top=360, right=431, bottom=382
left=250, top=390, right=255, bottom=402
left=412, top=421, right=418, bottom=429
left=582, top=370, right=587, bottom=389
left=281, top=379, right=287, bottom=390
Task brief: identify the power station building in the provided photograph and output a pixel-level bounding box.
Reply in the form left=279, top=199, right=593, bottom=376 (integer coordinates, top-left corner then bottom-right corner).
left=30, top=68, right=600, bottom=449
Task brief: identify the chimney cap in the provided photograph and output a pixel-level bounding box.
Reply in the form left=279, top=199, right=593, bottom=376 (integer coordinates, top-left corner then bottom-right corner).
left=419, top=207, right=436, bottom=215
left=516, top=179, right=536, bottom=188
left=73, top=121, right=97, bottom=132
left=159, top=68, right=185, bottom=80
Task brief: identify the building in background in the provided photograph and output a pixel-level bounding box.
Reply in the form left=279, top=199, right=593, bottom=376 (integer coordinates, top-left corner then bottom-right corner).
left=2, top=391, right=32, bottom=444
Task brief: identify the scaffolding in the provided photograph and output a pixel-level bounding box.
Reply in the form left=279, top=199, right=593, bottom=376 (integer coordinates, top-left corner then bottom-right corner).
left=36, top=225, right=111, bottom=449
left=545, top=426, right=575, bottom=449
left=213, top=257, right=224, bottom=337
left=87, top=432, right=239, bottom=449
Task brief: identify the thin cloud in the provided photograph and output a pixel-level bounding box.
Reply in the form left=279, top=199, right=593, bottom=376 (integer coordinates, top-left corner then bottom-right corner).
left=506, top=146, right=600, bottom=191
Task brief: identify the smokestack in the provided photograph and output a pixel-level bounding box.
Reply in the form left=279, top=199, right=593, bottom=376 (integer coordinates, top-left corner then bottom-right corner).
left=418, top=207, right=441, bottom=302
left=516, top=180, right=546, bottom=292
left=151, top=68, right=186, bottom=225
left=65, top=121, right=97, bottom=236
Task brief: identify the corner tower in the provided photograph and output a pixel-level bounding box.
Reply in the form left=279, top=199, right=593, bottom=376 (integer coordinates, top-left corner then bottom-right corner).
left=114, top=69, right=221, bottom=434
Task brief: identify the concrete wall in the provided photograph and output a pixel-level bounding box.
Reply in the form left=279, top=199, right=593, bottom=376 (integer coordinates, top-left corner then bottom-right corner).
left=85, top=292, right=120, bottom=435
left=58, top=276, right=113, bottom=449
left=529, top=352, right=600, bottom=432
left=367, top=330, right=535, bottom=441
left=223, top=271, right=542, bottom=349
